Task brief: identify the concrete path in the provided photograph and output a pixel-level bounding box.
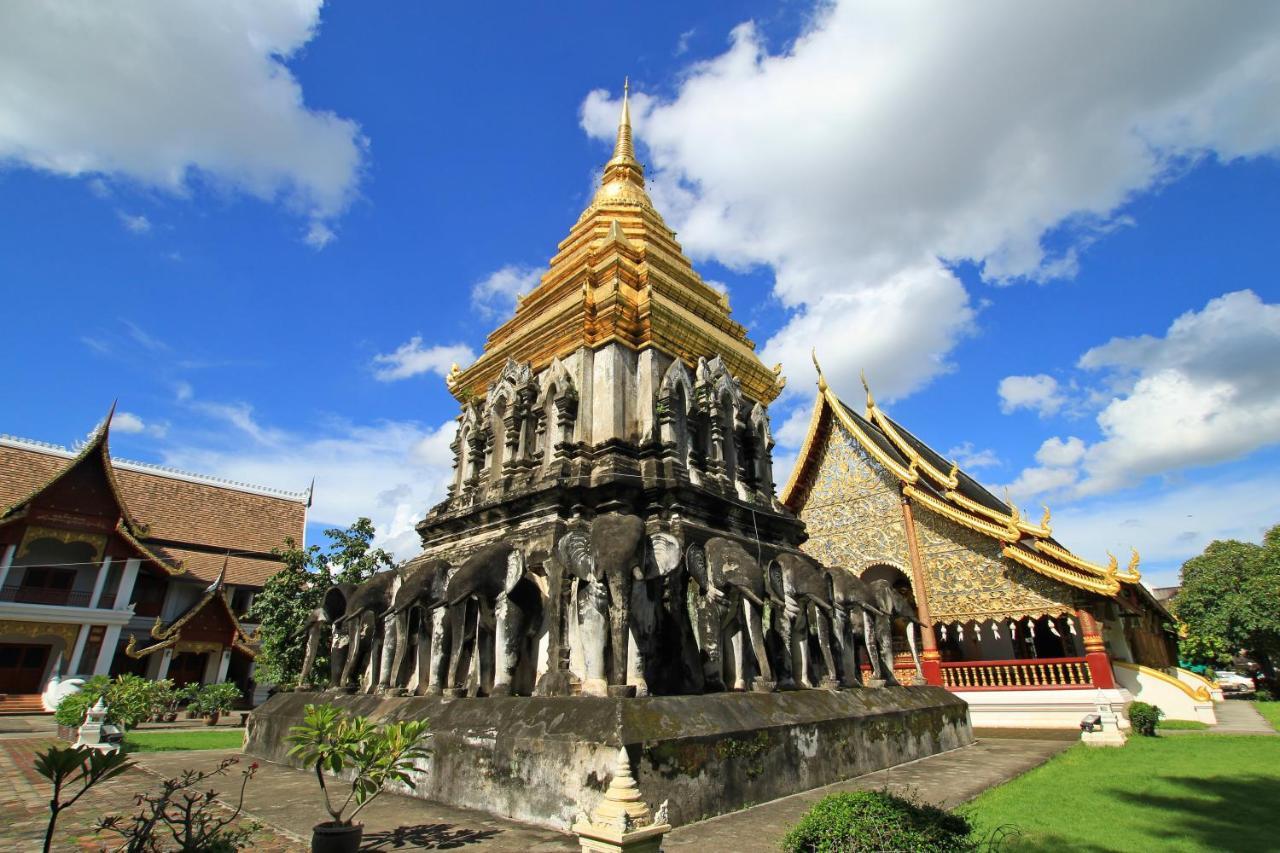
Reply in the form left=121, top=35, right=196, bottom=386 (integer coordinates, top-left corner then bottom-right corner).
left=662, top=736, right=1071, bottom=851
left=135, top=748, right=579, bottom=852
left=134, top=736, right=1068, bottom=852
left=1206, top=699, right=1276, bottom=734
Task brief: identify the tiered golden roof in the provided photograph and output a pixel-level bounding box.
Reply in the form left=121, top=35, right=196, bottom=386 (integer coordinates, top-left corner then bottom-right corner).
left=449, top=81, right=786, bottom=404
left=782, top=354, right=1141, bottom=597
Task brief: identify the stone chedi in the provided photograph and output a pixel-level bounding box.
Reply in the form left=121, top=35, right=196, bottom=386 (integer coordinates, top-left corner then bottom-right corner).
left=249, top=84, right=971, bottom=831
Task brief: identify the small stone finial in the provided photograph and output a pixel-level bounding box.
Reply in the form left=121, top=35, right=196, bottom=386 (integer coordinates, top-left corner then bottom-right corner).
left=573, top=746, right=670, bottom=850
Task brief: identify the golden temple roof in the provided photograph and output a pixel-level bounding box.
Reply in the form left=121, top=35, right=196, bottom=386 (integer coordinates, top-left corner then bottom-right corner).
left=448, top=82, right=786, bottom=404
left=782, top=354, right=1141, bottom=598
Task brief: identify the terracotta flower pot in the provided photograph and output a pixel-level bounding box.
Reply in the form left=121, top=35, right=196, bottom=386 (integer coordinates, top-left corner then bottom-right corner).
left=164, top=712, right=178, bottom=722
left=205, top=712, right=220, bottom=727
left=311, top=821, right=363, bottom=853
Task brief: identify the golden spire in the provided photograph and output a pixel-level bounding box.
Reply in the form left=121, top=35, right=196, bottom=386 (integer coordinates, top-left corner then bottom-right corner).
left=601, top=78, right=645, bottom=190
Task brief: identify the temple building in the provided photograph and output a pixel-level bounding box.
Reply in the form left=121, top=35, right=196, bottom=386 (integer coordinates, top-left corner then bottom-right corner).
left=781, top=361, right=1210, bottom=727
left=0, top=411, right=309, bottom=712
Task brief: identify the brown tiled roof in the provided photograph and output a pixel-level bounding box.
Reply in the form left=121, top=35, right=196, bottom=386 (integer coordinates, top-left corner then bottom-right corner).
left=152, top=546, right=288, bottom=587
left=0, top=435, right=307, bottom=588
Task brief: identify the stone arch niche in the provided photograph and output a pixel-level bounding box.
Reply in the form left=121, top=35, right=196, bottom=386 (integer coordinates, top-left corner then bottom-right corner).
left=748, top=402, right=775, bottom=500
left=697, top=356, right=748, bottom=499
left=860, top=562, right=917, bottom=664
left=535, top=357, right=577, bottom=472
left=657, top=359, right=699, bottom=481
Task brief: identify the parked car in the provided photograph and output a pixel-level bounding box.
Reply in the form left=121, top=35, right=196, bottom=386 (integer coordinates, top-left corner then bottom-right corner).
left=1214, top=671, right=1256, bottom=694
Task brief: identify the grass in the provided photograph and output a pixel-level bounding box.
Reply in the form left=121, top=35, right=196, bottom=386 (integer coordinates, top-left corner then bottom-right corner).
left=122, top=729, right=245, bottom=753
left=960, top=735, right=1280, bottom=852
left=1252, top=700, right=1280, bottom=732
left=1157, top=719, right=1209, bottom=731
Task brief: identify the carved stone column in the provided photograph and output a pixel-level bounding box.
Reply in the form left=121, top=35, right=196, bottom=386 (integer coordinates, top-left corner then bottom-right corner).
left=899, top=492, right=942, bottom=686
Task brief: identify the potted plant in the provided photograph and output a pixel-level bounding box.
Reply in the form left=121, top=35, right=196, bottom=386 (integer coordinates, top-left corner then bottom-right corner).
left=175, top=683, right=201, bottom=718
left=149, top=680, right=176, bottom=723
left=287, top=704, right=430, bottom=853
left=195, top=682, right=243, bottom=726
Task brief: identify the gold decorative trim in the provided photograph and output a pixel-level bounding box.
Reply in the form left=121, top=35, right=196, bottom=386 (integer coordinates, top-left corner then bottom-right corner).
left=1002, top=545, right=1120, bottom=596
left=0, top=619, right=80, bottom=649
left=905, top=485, right=1019, bottom=542
left=1113, top=661, right=1211, bottom=702
left=866, top=403, right=959, bottom=490
left=779, top=370, right=830, bottom=509
left=1037, top=541, right=1112, bottom=578
left=124, top=633, right=177, bottom=659
left=17, top=525, right=107, bottom=563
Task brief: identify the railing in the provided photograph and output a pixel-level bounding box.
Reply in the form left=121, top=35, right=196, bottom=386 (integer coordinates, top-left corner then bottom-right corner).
left=0, top=584, right=91, bottom=607
left=941, top=657, right=1094, bottom=690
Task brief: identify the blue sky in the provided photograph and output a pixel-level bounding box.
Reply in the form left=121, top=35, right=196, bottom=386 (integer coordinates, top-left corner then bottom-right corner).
left=2, top=2, right=1277, bottom=586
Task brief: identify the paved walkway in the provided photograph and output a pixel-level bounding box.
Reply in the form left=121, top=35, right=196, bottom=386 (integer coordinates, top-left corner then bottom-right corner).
left=2, top=734, right=1069, bottom=851
left=1209, top=699, right=1276, bottom=734
left=662, top=736, right=1071, bottom=851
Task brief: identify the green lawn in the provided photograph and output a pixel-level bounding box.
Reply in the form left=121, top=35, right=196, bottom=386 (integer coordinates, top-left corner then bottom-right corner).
left=1252, top=700, right=1280, bottom=732
left=960, top=736, right=1280, bottom=852
left=122, top=729, right=245, bottom=753
left=1158, top=719, right=1209, bottom=731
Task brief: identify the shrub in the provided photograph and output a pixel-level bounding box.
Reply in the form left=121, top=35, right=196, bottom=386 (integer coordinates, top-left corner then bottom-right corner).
left=1128, top=701, right=1163, bottom=736
left=190, top=682, right=244, bottom=716
left=34, top=744, right=133, bottom=853
left=54, top=674, right=157, bottom=731
left=780, top=790, right=974, bottom=852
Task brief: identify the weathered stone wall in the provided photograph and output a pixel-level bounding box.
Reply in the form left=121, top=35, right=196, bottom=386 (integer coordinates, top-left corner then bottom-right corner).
left=248, top=688, right=971, bottom=830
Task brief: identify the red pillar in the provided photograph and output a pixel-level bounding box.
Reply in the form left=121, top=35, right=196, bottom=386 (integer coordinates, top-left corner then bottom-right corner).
left=900, top=494, right=942, bottom=686
left=1077, top=607, right=1115, bottom=689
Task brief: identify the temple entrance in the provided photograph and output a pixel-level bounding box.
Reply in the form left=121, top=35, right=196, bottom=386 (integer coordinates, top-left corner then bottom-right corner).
left=0, top=643, right=51, bottom=694
left=169, top=652, right=207, bottom=687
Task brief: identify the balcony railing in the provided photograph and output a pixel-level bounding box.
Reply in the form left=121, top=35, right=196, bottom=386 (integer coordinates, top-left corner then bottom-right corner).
left=0, top=584, right=92, bottom=607
left=941, top=657, right=1094, bottom=690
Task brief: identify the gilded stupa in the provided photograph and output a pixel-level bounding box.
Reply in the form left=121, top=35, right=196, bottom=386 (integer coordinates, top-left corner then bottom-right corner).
left=416, top=81, right=805, bottom=695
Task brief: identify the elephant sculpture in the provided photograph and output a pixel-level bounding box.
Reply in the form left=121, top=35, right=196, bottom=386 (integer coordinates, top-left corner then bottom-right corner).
left=443, top=542, right=541, bottom=697
left=295, top=583, right=354, bottom=687
left=768, top=553, right=838, bottom=689
left=333, top=571, right=399, bottom=692
left=686, top=537, right=776, bottom=692
left=869, top=578, right=924, bottom=685
left=555, top=513, right=681, bottom=697
left=383, top=558, right=452, bottom=694
left=826, top=569, right=887, bottom=687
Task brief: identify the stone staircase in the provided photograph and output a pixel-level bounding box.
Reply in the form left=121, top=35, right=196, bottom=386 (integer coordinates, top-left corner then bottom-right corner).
left=0, top=694, right=47, bottom=715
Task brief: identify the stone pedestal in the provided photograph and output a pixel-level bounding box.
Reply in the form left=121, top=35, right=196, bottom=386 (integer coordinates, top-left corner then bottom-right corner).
left=1081, top=702, right=1127, bottom=748
left=75, top=698, right=122, bottom=753
left=246, top=687, right=972, bottom=830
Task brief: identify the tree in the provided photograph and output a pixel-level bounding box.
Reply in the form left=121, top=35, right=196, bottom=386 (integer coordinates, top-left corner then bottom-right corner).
left=323, top=517, right=395, bottom=586
left=248, top=518, right=397, bottom=687
left=1174, top=523, right=1280, bottom=675
left=247, top=537, right=322, bottom=687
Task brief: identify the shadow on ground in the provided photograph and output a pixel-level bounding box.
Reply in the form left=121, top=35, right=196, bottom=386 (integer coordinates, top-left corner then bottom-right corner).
left=360, top=822, right=502, bottom=850
left=1112, top=774, right=1280, bottom=852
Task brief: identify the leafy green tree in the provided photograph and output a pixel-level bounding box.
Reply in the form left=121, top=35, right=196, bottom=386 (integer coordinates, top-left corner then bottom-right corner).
left=1174, top=524, right=1280, bottom=674
left=248, top=519, right=397, bottom=687
left=247, top=537, right=322, bottom=687
left=323, top=517, right=395, bottom=586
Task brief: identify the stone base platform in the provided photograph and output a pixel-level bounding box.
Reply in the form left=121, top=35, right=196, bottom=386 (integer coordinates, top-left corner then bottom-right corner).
left=245, top=688, right=972, bottom=831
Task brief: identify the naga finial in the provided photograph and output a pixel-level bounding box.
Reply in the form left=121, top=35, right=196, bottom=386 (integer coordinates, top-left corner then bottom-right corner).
left=860, top=369, right=875, bottom=410
left=1040, top=504, right=1052, bottom=531
left=947, top=459, right=959, bottom=481
left=811, top=349, right=827, bottom=392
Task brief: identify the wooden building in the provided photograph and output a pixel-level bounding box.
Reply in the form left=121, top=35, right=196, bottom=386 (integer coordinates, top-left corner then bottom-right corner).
left=781, top=361, right=1210, bottom=728
left=0, top=410, right=309, bottom=712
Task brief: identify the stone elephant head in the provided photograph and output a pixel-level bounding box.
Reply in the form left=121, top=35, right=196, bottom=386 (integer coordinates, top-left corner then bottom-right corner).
left=332, top=572, right=399, bottom=691
left=443, top=541, right=533, bottom=696
left=686, top=537, right=777, bottom=692
left=826, top=569, right=887, bottom=686
left=869, top=578, right=924, bottom=685
left=767, top=553, right=838, bottom=689
left=555, top=512, right=680, bottom=696
left=385, top=558, right=452, bottom=695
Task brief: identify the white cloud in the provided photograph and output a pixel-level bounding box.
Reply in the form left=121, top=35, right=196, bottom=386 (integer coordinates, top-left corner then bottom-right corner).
left=471, top=265, right=542, bottom=319
left=372, top=337, right=475, bottom=383
left=0, top=1, right=365, bottom=231
left=191, top=400, right=285, bottom=447
left=998, top=374, right=1066, bottom=417
left=1002, top=290, right=1280, bottom=501
left=304, top=221, right=336, bottom=250
left=112, top=412, right=146, bottom=433
left=946, top=442, right=1001, bottom=470
left=162, top=417, right=458, bottom=560
left=117, top=212, right=151, bottom=234
left=581, top=1, right=1280, bottom=403
left=1050, top=474, right=1280, bottom=587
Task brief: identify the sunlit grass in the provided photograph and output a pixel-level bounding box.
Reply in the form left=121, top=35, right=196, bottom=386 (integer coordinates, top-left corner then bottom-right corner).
left=1251, top=700, right=1280, bottom=732
left=961, top=736, right=1280, bottom=852
left=122, top=729, right=244, bottom=753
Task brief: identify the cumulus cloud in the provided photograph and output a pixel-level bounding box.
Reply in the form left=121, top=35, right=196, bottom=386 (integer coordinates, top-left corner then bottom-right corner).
left=471, top=265, right=542, bottom=318
left=581, top=1, right=1280, bottom=405
left=112, top=412, right=146, bottom=433
left=1002, top=290, right=1280, bottom=501
left=946, top=442, right=1001, bottom=470
left=162, top=416, right=458, bottom=561
left=117, top=212, right=151, bottom=234
left=998, top=374, right=1067, bottom=417
left=304, top=222, right=336, bottom=250
left=372, top=337, right=475, bottom=382
left=0, top=1, right=365, bottom=233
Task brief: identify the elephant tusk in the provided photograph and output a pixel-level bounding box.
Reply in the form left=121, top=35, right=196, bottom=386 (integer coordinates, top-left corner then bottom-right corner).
left=739, top=587, right=766, bottom=607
